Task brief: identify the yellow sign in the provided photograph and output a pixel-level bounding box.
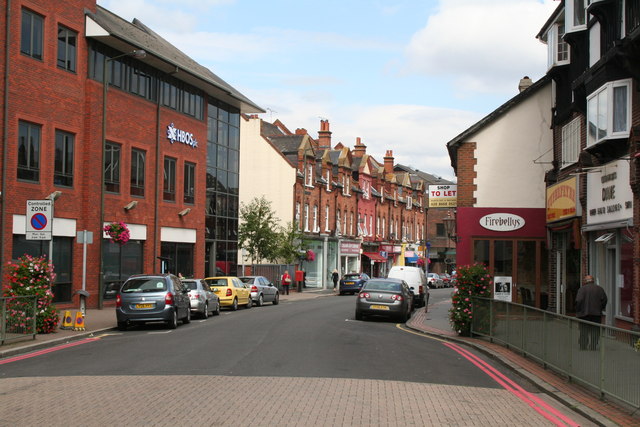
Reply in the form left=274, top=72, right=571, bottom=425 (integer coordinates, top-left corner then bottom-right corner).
left=546, top=177, right=578, bottom=223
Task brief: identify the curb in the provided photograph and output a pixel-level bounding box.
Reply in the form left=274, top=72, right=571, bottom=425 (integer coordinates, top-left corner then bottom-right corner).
left=404, top=316, right=614, bottom=427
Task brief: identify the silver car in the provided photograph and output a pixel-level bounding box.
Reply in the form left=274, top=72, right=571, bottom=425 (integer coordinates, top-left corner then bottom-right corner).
left=116, top=274, right=191, bottom=330
left=427, top=273, right=444, bottom=289
left=182, top=278, right=220, bottom=318
left=239, top=276, right=280, bottom=306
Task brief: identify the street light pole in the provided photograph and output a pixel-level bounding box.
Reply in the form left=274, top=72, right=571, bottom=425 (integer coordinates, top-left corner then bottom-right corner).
left=98, top=49, right=146, bottom=309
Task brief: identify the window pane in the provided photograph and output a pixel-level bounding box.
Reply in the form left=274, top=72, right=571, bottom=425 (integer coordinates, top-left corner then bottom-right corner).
left=612, top=85, right=628, bottom=133
left=163, top=157, right=176, bottom=201
left=184, top=162, right=195, bottom=204
left=105, top=142, right=120, bottom=193
left=130, top=149, right=145, bottom=197
left=494, top=240, right=513, bottom=277
left=473, top=240, right=490, bottom=265
left=517, top=241, right=536, bottom=307
left=54, top=131, right=74, bottom=187
left=597, top=91, right=607, bottom=140
left=587, top=96, right=597, bottom=145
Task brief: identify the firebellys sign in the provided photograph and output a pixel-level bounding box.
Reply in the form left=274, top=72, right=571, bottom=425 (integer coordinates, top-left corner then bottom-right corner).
left=479, top=213, right=525, bottom=232
left=167, top=123, right=198, bottom=148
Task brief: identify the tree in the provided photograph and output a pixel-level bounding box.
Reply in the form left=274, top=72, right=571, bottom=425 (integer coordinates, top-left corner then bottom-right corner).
left=238, top=197, right=280, bottom=264
left=276, top=221, right=307, bottom=264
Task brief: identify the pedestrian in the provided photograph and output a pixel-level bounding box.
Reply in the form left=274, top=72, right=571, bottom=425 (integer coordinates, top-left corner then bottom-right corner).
left=332, top=269, right=339, bottom=292
left=301, top=268, right=306, bottom=290
left=575, top=275, right=607, bottom=350
left=281, top=270, right=292, bottom=295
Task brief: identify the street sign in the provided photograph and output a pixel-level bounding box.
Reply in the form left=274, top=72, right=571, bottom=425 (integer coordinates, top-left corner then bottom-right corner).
left=26, top=200, right=52, bottom=240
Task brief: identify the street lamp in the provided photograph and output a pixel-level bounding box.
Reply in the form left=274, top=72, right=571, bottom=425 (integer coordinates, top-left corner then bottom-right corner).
left=99, top=49, right=146, bottom=309
left=443, top=216, right=457, bottom=242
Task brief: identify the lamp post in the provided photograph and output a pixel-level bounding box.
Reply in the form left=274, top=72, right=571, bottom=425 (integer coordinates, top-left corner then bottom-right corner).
left=443, top=215, right=456, bottom=274
left=99, top=49, right=146, bottom=309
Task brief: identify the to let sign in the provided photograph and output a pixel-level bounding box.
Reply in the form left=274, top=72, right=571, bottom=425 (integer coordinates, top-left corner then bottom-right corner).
left=428, top=185, right=457, bottom=208
left=26, top=200, right=52, bottom=240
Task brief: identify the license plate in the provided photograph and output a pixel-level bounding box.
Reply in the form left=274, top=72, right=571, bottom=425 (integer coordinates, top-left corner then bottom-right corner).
left=135, top=303, right=154, bottom=309
left=370, top=305, right=389, bottom=310
left=346, top=282, right=354, bottom=285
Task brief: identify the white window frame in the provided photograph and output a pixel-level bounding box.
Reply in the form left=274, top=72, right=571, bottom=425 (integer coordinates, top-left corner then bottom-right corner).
left=369, top=215, right=373, bottom=237
left=566, top=0, right=586, bottom=33
left=546, top=23, right=570, bottom=69
left=325, top=170, right=331, bottom=192
left=295, top=202, right=301, bottom=230
left=362, top=180, right=370, bottom=199
left=305, top=164, right=313, bottom=187
left=587, top=79, right=632, bottom=147
left=349, top=212, right=353, bottom=236
left=336, top=210, right=341, bottom=235
left=561, top=117, right=581, bottom=167
left=407, top=196, right=412, bottom=210
left=304, top=203, right=310, bottom=232
left=325, top=205, right=330, bottom=232
left=313, top=205, right=319, bottom=232
left=343, top=211, right=347, bottom=235
left=589, top=21, right=601, bottom=67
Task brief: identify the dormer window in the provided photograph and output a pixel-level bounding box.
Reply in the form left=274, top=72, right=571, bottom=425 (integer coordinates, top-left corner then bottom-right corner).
left=566, top=0, right=586, bottom=33
left=546, top=23, right=569, bottom=69
left=587, top=79, right=631, bottom=147
left=342, top=175, right=350, bottom=195
left=325, top=170, right=331, bottom=192
left=362, top=180, right=370, bottom=199
left=407, top=196, right=412, bottom=210
left=306, top=164, right=313, bottom=187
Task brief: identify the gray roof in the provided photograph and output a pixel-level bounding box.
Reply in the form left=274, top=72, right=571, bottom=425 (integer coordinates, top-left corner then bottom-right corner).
left=268, top=135, right=304, bottom=166
left=87, top=6, right=263, bottom=114
left=394, top=164, right=454, bottom=186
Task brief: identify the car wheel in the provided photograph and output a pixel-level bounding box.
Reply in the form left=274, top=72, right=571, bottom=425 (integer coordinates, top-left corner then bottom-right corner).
left=339, top=291, right=344, bottom=295
left=355, top=310, right=363, bottom=321
left=117, top=321, right=128, bottom=331
left=398, top=309, right=409, bottom=323
left=231, top=298, right=238, bottom=311
left=213, top=302, right=221, bottom=316
left=272, top=292, right=279, bottom=305
left=257, top=294, right=264, bottom=307
left=202, top=302, right=209, bottom=319
left=183, top=308, right=191, bottom=324
left=167, top=310, right=178, bottom=329
left=246, top=297, right=252, bottom=309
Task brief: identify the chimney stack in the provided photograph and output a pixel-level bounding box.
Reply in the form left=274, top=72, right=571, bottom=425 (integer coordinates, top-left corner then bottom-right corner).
left=384, top=150, right=394, bottom=174
left=295, top=128, right=307, bottom=135
left=318, top=120, right=332, bottom=149
left=353, top=137, right=367, bottom=158
left=518, top=76, right=533, bottom=93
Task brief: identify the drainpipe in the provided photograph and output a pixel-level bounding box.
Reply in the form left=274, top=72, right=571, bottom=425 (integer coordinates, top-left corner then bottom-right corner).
left=154, top=74, right=161, bottom=272
left=1, top=0, right=12, bottom=274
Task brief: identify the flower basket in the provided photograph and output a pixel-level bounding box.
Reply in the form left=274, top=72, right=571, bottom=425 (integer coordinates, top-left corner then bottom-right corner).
left=306, top=250, right=315, bottom=262
left=103, top=221, right=130, bottom=245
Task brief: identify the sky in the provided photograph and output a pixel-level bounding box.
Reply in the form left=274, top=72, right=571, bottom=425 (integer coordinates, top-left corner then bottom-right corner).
left=97, top=0, right=559, bottom=182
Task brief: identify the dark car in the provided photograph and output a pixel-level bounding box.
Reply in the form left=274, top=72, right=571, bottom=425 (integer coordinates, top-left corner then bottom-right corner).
left=339, top=272, right=370, bottom=295
left=116, top=274, right=191, bottom=330
left=239, top=276, right=280, bottom=306
left=355, top=278, right=413, bottom=322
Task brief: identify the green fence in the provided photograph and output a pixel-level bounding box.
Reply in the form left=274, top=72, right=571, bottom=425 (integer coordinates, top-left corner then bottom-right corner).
left=471, top=296, right=640, bottom=410
left=1, top=296, right=38, bottom=345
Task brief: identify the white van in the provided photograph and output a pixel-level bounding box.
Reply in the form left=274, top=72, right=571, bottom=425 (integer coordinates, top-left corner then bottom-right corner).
left=387, top=266, right=429, bottom=308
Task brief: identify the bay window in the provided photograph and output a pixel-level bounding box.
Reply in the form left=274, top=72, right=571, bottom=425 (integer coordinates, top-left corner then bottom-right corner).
left=587, top=79, right=631, bottom=147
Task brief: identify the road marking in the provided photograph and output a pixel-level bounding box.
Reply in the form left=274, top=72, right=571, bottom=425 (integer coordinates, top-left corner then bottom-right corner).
left=148, top=331, right=172, bottom=334
left=0, top=337, right=101, bottom=365
left=396, top=325, right=580, bottom=427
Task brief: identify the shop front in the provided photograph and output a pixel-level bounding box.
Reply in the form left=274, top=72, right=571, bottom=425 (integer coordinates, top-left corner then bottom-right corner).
left=584, top=160, right=634, bottom=327
left=340, top=240, right=361, bottom=275
left=456, top=207, right=548, bottom=308
left=302, top=238, right=325, bottom=288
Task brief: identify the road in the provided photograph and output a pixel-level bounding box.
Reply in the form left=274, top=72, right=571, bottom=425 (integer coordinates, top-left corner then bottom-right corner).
left=0, top=289, right=595, bottom=426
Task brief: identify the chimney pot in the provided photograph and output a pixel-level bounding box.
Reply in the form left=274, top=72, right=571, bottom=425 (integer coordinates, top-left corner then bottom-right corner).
left=518, top=76, right=533, bottom=93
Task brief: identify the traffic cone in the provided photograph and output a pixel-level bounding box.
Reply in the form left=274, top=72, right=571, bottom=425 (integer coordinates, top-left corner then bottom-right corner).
left=73, top=312, right=85, bottom=331
left=60, top=311, right=74, bottom=330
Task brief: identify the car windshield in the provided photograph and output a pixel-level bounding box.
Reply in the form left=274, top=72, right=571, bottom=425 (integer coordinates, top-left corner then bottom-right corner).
left=182, top=281, right=198, bottom=290
left=364, top=282, right=401, bottom=292
left=206, top=279, right=228, bottom=287
left=121, top=279, right=167, bottom=293
left=343, top=274, right=361, bottom=280
left=239, top=277, right=255, bottom=284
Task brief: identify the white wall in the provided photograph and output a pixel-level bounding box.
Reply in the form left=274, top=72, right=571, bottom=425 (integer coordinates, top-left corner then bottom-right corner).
left=239, top=116, right=296, bottom=263
left=473, top=84, right=553, bottom=208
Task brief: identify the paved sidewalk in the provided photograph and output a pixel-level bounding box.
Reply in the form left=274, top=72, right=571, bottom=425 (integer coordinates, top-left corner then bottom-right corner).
left=2, top=288, right=638, bottom=426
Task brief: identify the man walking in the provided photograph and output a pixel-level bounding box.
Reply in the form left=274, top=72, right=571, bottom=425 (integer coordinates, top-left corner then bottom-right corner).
left=575, top=275, right=607, bottom=350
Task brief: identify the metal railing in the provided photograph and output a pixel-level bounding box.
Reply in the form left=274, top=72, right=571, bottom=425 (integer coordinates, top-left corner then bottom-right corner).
left=1, top=296, right=38, bottom=345
left=471, top=297, right=640, bottom=410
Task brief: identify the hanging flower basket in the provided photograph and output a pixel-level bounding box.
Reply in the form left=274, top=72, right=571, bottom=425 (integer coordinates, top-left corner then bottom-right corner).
left=104, top=221, right=130, bottom=245
left=306, top=250, right=315, bottom=262
left=417, top=257, right=425, bottom=267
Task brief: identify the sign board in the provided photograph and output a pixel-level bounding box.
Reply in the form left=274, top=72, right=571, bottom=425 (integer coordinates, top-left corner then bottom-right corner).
left=494, top=276, right=512, bottom=301
left=26, top=200, right=52, bottom=240
left=586, top=160, right=633, bottom=225
left=546, top=176, right=580, bottom=223
left=339, top=241, right=360, bottom=255
left=428, top=185, right=457, bottom=208
left=479, top=213, right=525, bottom=232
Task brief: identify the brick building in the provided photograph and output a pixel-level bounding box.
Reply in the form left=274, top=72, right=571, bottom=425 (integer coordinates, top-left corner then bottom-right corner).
left=1, top=0, right=261, bottom=309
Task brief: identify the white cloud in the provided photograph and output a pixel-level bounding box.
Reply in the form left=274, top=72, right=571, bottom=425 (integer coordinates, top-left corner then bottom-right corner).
left=403, top=0, right=558, bottom=96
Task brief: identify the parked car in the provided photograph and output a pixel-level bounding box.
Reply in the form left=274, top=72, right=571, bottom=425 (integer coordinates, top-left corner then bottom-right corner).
left=182, top=278, right=220, bottom=318
left=387, top=266, right=428, bottom=308
left=204, top=276, right=252, bottom=311
left=116, top=273, right=191, bottom=330
left=239, top=276, right=280, bottom=306
left=427, top=273, right=444, bottom=289
left=355, top=278, right=413, bottom=322
left=440, top=273, right=452, bottom=288
left=339, top=272, right=370, bottom=295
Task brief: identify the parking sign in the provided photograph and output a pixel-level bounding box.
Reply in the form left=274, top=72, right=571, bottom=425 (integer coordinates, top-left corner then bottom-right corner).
left=26, top=200, right=52, bottom=240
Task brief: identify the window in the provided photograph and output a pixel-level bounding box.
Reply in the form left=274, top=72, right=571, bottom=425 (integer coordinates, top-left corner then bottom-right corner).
left=325, top=170, right=331, bottom=191
left=104, top=142, right=120, bottom=192
left=336, top=209, right=341, bottom=235
left=18, top=121, right=40, bottom=182
left=349, top=212, right=353, bottom=236
left=304, top=204, right=309, bottom=231
left=587, top=80, right=631, bottom=147
left=362, top=180, right=370, bottom=199
left=130, top=149, right=145, bottom=197
left=21, top=9, right=43, bottom=60
left=57, top=26, right=77, bottom=72
left=296, top=202, right=301, bottom=230
left=382, top=217, right=386, bottom=238
left=343, top=211, right=347, bottom=235
left=376, top=216, right=380, bottom=237
left=561, top=118, right=580, bottom=166
left=325, top=205, right=330, bottom=231
left=436, top=223, right=445, bottom=237
left=369, top=215, right=373, bottom=237
left=589, top=21, right=601, bottom=66
left=306, top=164, right=313, bottom=187
left=184, top=162, right=195, bottom=204
left=407, top=196, right=412, bottom=210
left=566, top=0, right=586, bottom=33
left=54, top=130, right=74, bottom=187
left=313, top=205, right=318, bottom=232
left=546, top=23, right=569, bottom=69
left=163, top=157, right=176, bottom=202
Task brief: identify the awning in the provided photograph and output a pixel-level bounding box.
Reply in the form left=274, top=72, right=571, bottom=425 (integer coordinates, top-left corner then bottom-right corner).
left=363, top=252, right=387, bottom=263
left=405, top=256, right=419, bottom=263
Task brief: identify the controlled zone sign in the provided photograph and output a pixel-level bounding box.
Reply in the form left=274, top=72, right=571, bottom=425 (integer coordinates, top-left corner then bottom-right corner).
left=428, top=185, right=457, bottom=208
left=26, top=200, right=52, bottom=240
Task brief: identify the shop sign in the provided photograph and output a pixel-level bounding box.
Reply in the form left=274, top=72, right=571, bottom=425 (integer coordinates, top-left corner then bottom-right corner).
left=428, top=185, right=457, bottom=208
left=546, top=176, right=579, bottom=223
left=340, top=241, right=360, bottom=255
left=494, top=276, right=512, bottom=302
left=167, top=123, right=198, bottom=148
left=379, top=244, right=393, bottom=253
left=586, top=160, right=633, bottom=225
left=479, top=213, right=525, bottom=232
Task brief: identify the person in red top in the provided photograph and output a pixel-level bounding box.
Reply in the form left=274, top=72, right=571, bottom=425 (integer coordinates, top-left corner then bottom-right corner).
left=281, top=270, right=292, bottom=295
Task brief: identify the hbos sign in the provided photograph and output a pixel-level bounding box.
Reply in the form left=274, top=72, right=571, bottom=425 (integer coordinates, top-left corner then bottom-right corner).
left=167, top=123, right=198, bottom=148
